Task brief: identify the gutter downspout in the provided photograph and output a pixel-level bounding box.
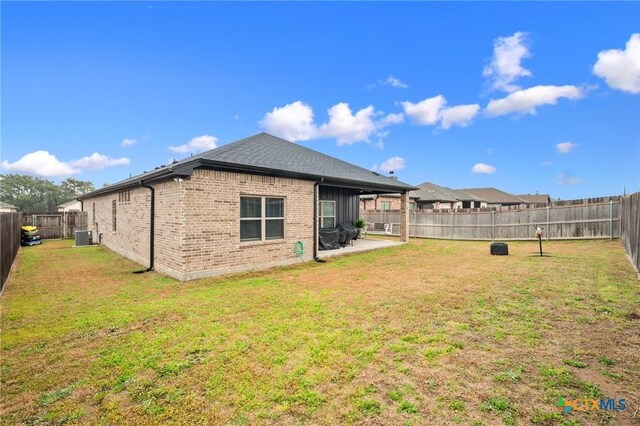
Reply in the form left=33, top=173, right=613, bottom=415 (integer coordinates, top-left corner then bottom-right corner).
left=313, top=178, right=324, bottom=261
left=77, top=198, right=84, bottom=239
left=140, top=181, right=155, bottom=272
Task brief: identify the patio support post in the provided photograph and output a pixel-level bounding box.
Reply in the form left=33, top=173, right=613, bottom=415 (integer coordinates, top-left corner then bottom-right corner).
left=400, top=191, right=410, bottom=242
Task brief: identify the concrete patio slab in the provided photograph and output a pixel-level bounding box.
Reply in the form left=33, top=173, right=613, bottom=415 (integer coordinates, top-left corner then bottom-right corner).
left=317, top=237, right=403, bottom=259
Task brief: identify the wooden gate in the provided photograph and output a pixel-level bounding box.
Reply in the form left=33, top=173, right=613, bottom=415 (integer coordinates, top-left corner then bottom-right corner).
left=22, top=212, right=88, bottom=239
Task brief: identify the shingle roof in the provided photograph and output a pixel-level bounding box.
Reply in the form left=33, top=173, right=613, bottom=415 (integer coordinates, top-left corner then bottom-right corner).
left=0, top=201, right=17, bottom=209
left=516, top=194, right=550, bottom=204
left=411, top=182, right=486, bottom=202
left=80, top=133, right=415, bottom=199
left=460, top=187, right=523, bottom=204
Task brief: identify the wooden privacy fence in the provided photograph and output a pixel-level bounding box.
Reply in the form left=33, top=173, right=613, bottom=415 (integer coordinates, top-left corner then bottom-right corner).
left=362, top=199, right=621, bottom=241
left=620, top=192, right=640, bottom=274
left=22, top=212, right=88, bottom=239
left=1, top=212, right=23, bottom=291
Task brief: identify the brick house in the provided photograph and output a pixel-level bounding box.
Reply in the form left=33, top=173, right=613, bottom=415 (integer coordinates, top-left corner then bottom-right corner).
left=360, top=194, right=418, bottom=211
left=78, top=133, right=415, bottom=281
left=360, top=182, right=486, bottom=211
left=458, top=187, right=524, bottom=208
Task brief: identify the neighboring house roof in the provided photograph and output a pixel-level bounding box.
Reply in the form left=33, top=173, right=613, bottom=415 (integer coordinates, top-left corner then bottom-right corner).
left=411, top=182, right=486, bottom=203
left=516, top=194, right=550, bottom=204
left=80, top=133, right=416, bottom=199
left=0, top=201, right=17, bottom=210
left=460, top=187, right=523, bottom=204
left=57, top=200, right=81, bottom=209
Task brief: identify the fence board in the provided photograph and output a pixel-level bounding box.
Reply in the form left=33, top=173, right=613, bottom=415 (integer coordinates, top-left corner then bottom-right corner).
left=362, top=200, right=621, bottom=241
left=1, top=212, right=23, bottom=291
left=620, top=192, right=640, bottom=274
left=22, top=212, right=88, bottom=239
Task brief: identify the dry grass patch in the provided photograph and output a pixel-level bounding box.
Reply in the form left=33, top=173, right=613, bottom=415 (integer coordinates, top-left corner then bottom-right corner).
left=1, top=238, right=639, bottom=425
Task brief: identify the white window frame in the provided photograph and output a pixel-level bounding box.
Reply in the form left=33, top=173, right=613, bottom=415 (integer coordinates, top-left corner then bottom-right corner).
left=240, top=196, right=285, bottom=242
left=319, top=200, right=336, bottom=229
left=380, top=201, right=391, bottom=211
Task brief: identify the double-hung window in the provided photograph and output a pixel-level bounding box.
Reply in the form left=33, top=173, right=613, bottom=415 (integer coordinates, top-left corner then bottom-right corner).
left=319, top=200, right=335, bottom=229
left=240, top=196, right=285, bottom=242
left=381, top=201, right=391, bottom=211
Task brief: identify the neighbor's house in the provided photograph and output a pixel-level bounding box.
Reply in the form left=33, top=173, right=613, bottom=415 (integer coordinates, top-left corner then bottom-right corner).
left=360, top=193, right=419, bottom=211
left=57, top=200, right=82, bottom=212
left=411, top=182, right=486, bottom=209
left=78, top=133, right=416, bottom=281
left=458, top=187, right=524, bottom=208
left=516, top=193, right=551, bottom=205
left=360, top=182, right=486, bottom=211
left=0, top=201, right=18, bottom=213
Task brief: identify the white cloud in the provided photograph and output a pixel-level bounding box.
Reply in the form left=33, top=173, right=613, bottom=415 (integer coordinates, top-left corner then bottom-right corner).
left=401, top=95, right=446, bottom=125
left=260, top=101, right=316, bottom=142
left=1, top=151, right=80, bottom=177
left=168, top=135, right=218, bottom=154
left=376, top=112, right=405, bottom=128
left=2, top=150, right=131, bottom=177
left=471, top=163, right=497, bottom=174
left=592, top=33, right=640, bottom=94
left=317, top=103, right=378, bottom=145
left=401, top=96, right=480, bottom=129
left=556, top=173, right=582, bottom=185
left=483, top=32, right=532, bottom=93
left=70, top=153, right=130, bottom=170
left=260, top=101, right=403, bottom=145
left=368, top=75, right=409, bottom=90
left=440, top=104, right=481, bottom=129
left=556, top=142, right=578, bottom=154
left=374, top=156, right=407, bottom=173
left=485, top=85, right=584, bottom=117
left=121, top=137, right=137, bottom=148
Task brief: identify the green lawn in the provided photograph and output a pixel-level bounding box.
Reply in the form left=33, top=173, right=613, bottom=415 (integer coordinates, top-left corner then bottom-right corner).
left=1, top=238, right=639, bottom=425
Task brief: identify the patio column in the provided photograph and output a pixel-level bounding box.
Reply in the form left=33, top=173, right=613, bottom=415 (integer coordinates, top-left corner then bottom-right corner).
left=400, top=191, right=410, bottom=242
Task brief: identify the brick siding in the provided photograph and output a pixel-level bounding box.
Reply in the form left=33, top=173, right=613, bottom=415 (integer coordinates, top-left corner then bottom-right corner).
left=84, top=169, right=315, bottom=281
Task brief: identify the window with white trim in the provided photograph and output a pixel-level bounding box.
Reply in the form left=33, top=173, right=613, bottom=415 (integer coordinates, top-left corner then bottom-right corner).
left=240, top=196, right=285, bottom=242
left=319, top=200, right=335, bottom=229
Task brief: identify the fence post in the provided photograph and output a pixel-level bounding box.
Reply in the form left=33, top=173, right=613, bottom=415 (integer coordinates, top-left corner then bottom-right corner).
left=491, top=210, right=495, bottom=241
left=609, top=200, right=613, bottom=239
left=450, top=210, right=454, bottom=240
left=546, top=205, right=550, bottom=241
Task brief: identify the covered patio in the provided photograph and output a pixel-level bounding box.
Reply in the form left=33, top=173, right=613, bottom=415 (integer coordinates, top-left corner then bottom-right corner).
left=317, top=237, right=402, bottom=259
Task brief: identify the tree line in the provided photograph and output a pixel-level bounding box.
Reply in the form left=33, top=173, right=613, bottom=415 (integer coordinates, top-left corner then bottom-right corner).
left=0, top=174, right=96, bottom=214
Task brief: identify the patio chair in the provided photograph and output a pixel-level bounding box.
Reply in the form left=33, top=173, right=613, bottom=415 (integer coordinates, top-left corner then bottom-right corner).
left=361, top=223, right=368, bottom=239
left=384, top=223, right=392, bottom=235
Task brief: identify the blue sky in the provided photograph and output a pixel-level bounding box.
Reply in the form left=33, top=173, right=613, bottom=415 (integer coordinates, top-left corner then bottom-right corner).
left=2, top=2, right=639, bottom=199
